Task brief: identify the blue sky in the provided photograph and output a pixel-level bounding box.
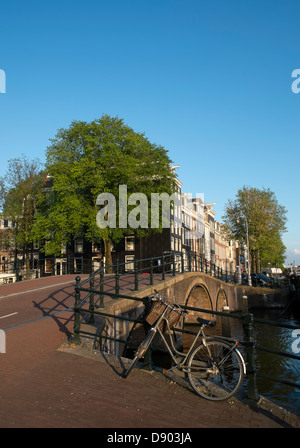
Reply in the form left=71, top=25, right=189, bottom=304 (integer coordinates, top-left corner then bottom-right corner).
left=0, top=0, right=299, bottom=265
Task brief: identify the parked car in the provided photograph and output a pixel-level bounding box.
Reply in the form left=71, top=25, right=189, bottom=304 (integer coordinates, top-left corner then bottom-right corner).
left=251, top=273, right=273, bottom=287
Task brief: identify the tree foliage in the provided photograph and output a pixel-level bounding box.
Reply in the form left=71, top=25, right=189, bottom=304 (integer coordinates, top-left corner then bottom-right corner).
left=0, top=155, right=45, bottom=251
left=31, top=115, right=176, bottom=263
left=222, top=186, right=287, bottom=270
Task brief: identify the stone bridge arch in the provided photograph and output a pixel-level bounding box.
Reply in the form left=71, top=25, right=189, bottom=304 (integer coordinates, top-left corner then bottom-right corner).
left=184, top=283, right=213, bottom=322
left=216, top=288, right=228, bottom=311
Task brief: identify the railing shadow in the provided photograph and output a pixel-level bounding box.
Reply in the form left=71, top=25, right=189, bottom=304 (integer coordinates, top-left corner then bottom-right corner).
left=32, top=283, right=76, bottom=339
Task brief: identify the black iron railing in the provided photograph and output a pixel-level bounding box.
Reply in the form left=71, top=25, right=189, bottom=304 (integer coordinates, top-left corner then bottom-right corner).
left=70, top=252, right=287, bottom=298
left=72, top=259, right=300, bottom=403
left=1, top=251, right=288, bottom=290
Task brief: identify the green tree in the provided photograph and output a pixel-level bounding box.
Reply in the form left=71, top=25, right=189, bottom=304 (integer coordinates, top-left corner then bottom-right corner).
left=222, top=186, right=287, bottom=272
left=0, top=155, right=45, bottom=277
left=32, top=115, right=176, bottom=266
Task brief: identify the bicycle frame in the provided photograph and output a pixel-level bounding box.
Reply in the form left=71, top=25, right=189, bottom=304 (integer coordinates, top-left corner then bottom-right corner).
left=149, top=303, right=246, bottom=375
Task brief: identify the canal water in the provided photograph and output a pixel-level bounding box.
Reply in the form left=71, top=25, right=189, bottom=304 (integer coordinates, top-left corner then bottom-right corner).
left=182, top=309, right=300, bottom=411
left=152, top=308, right=300, bottom=412
left=249, top=308, right=300, bottom=410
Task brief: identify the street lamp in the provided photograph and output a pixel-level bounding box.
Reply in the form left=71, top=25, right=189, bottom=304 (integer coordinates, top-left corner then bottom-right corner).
left=243, top=214, right=252, bottom=286
left=237, top=213, right=251, bottom=286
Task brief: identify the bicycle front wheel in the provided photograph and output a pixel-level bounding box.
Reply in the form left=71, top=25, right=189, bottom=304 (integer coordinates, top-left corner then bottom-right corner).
left=187, top=340, right=244, bottom=401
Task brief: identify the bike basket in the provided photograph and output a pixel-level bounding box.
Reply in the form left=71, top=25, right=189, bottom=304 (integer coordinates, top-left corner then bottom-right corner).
left=145, top=299, right=182, bottom=332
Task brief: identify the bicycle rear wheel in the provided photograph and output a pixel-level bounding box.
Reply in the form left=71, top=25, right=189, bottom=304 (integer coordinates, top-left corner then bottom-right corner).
left=187, top=340, right=244, bottom=401
left=122, top=329, right=156, bottom=378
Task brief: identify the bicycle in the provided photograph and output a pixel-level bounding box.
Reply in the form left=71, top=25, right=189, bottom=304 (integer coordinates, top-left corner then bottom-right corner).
left=123, top=290, right=246, bottom=401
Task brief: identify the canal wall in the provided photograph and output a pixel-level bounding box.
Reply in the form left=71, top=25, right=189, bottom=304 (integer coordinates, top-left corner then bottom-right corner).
left=246, top=287, right=290, bottom=309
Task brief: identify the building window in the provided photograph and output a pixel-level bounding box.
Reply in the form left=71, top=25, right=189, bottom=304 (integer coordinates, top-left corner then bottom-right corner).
left=125, top=235, right=135, bottom=251
left=125, top=255, right=135, bottom=271
left=45, top=259, right=53, bottom=273
left=74, top=239, right=83, bottom=253
left=171, top=237, right=174, bottom=251
left=92, top=242, right=101, bottom=253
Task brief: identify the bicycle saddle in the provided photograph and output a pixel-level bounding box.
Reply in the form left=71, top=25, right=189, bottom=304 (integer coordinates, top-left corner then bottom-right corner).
left=197, top=317, right=216, bottom=327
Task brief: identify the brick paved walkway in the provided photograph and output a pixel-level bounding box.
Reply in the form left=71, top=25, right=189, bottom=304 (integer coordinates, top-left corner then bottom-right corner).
left=0, top=276, right=299, bottom=429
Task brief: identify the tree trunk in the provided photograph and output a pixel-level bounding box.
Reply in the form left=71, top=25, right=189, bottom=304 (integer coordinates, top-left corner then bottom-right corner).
left=103, top=238, right=113, bottom=273
left=251, top=249, right=255, bottom=273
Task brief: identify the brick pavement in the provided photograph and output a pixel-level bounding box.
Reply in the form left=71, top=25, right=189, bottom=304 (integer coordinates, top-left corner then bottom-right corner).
left=0, top=276, right=299, bottom=429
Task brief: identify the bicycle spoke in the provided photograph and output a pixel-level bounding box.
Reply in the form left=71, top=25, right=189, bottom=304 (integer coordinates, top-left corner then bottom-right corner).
left=187, top=341, right=244, bottom=401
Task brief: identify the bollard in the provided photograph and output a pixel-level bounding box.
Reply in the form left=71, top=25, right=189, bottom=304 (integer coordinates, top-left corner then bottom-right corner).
left=221, top=305, right=231, bottom=338
left=242, top=295, right=248, bottom=314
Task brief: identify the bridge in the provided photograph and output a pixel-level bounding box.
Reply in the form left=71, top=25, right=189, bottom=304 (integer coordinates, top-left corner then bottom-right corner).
left=0, top=263, right=299, bottom=428
left=70, top=255, right=300, bottom=408
left=72, top=253, right=287, bottom=350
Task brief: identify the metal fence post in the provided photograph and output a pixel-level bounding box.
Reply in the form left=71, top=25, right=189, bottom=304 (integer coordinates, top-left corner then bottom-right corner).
left=172, top=253, right=176, bottom=276
left=243, top=313, right=259, bottom=401
left=162, top=254, right=165, bottom=280
left=73, top=276, right=82, bottom=345
left=89, top=275, right=95, bottom=323
left=134, top=260, right=139, bottom=291
left=115, top=259, right=120, bottom=296
left=188, top=251, right=191, bottom=272
left=15, top=259, right=20, bottom=282
left=141, top=297, right=154, bottom=371
left=150, top=258, right=154, bottom=285
left=99, top=265, right=104, bottom=307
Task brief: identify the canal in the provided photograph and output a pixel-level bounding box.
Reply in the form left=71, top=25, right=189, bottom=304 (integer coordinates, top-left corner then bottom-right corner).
left=153, top=307, right=300, bottom=412
left=249, top=308, right=300, bottom=410
left=183, top=308, right=300, bottom=410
